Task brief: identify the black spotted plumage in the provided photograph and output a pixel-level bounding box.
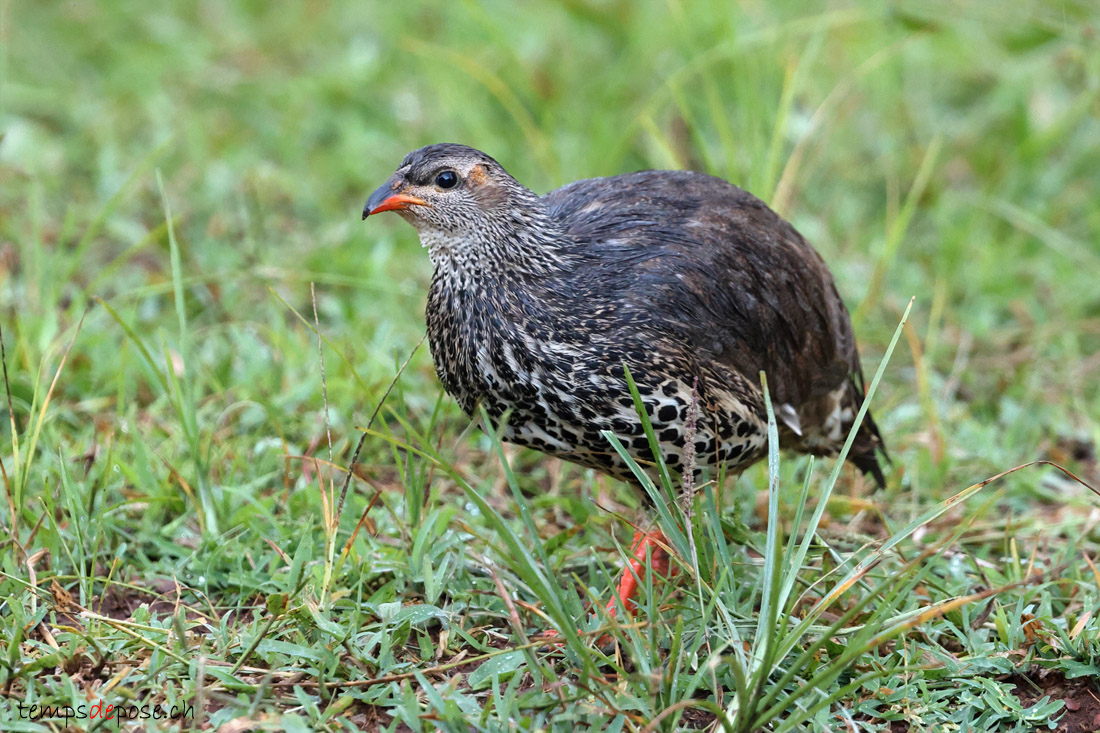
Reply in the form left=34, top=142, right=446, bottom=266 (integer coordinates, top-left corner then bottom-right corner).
left=363, top=143, right=888, bottom=490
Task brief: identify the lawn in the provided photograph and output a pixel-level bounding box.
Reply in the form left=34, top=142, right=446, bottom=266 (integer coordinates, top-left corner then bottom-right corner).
left=2, top=0, right=1099, bottom=730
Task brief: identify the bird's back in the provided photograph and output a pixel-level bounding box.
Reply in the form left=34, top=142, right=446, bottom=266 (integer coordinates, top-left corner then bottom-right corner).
left=543, top=169, right=886, bottom=484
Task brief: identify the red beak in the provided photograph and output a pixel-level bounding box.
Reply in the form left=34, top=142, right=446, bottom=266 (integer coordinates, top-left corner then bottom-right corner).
left=363, top=183, right=429, bottom=219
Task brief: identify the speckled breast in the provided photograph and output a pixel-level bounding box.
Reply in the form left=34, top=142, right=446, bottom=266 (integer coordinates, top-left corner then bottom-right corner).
left=426, top=277, right=768, bottom=484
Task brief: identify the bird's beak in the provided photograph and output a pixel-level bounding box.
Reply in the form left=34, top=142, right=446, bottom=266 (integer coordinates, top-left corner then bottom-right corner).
left=362, top=180, right=429, bottom=220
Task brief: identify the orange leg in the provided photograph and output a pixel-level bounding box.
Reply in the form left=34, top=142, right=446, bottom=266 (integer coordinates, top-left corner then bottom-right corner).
left=605, top=529, right=672, bottom=618
left=539, top=528, right=674, bottom=645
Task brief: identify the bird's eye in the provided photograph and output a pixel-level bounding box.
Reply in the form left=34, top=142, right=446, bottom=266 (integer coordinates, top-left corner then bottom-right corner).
left=435, top=170, right=459, bottom=190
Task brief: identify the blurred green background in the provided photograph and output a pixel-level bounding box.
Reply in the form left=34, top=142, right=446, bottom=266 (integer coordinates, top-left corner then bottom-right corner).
left=2, top=0, right=1099, bottom=729
left=4, top=2, right=1097, bottom=479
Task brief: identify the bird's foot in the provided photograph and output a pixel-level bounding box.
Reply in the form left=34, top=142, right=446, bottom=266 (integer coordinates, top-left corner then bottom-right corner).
left=607, top=528, right=672, bottom=616
left=538, top=529, right=673, bottom=648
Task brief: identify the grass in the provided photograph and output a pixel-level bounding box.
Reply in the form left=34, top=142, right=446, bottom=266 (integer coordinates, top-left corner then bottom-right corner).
left=2, top=0, right=1100, bottom=730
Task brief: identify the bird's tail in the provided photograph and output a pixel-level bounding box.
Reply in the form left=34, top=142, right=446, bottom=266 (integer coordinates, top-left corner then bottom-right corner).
left=846, top=377, right=890, bottom=489
left=849, top=409, right=889, bottom=489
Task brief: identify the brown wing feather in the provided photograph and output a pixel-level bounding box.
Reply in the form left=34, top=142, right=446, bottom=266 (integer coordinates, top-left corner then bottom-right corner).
left=545, top=170, right=888, bottom=484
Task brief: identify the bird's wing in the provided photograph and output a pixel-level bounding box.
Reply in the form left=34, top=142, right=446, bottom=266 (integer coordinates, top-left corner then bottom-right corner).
left=544, top=170, right=860, bottom=410
left=545, top=170, right=887, bottom=484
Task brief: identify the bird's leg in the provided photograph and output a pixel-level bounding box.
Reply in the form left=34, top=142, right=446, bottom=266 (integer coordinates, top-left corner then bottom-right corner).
left=537, top=528, right=675, bottom=646
left=604, top=529, right=673, bottom=618
left=590, top=528, right=676, bottom=647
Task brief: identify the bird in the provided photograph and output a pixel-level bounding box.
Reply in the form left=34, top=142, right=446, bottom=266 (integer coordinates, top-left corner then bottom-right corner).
left=361, top=142, right=887, bottom=627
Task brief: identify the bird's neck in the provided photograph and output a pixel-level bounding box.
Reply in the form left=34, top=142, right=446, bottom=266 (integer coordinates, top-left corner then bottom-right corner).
left=420, top=196, right=575, bottom=286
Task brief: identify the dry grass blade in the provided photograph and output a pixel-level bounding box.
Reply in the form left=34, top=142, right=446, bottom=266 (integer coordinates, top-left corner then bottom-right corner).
left=339, top=489, right=383, bottom=559
left=18, top=308, right=89, bottom=504
left=488, top=561, right=531, bottom=646
left=311, top=282, right=335, bottom=498
left=0, top=324, right=15, bottom=465
left=0, top=323, right=15, bottom=532
left=335, top=333, right=426, bottom=523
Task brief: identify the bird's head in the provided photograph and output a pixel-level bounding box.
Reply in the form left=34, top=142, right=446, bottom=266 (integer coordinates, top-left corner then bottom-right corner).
left=363, top=143, right=564, bottom=275
left=363, top=143, right=528, bottom=231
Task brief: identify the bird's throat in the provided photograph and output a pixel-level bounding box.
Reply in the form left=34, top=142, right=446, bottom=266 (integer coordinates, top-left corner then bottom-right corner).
left=417, top=218, right=575, bottom=285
